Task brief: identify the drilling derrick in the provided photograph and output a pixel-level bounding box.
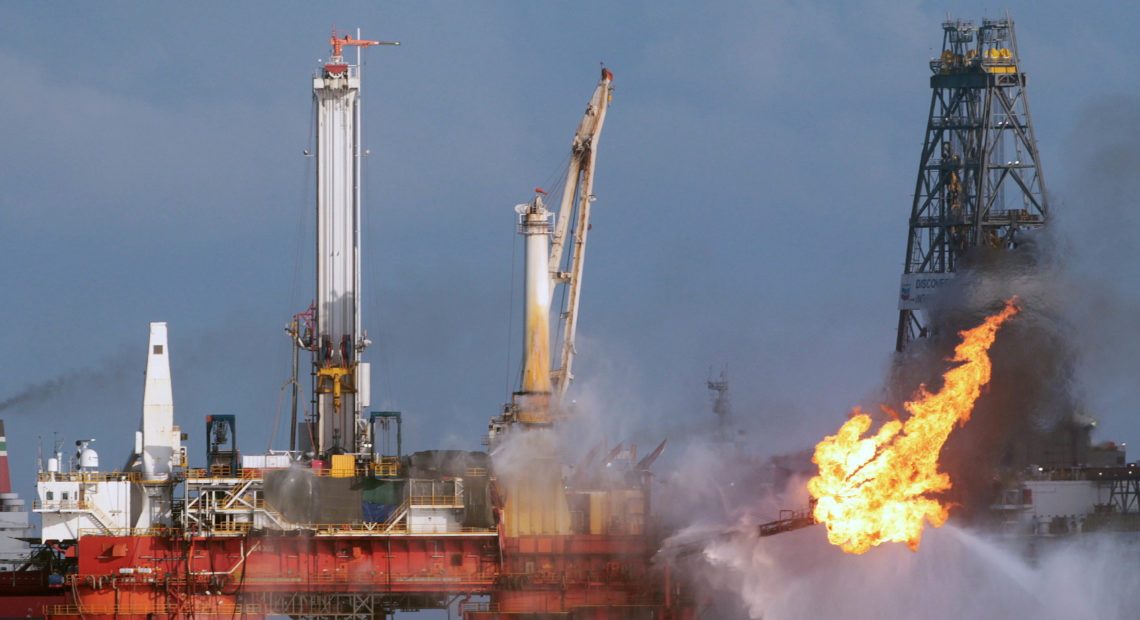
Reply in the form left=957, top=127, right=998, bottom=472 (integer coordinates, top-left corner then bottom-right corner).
left=310, top=31, right=396, bottom=454
left=896, top=16, right=1048, bottom=352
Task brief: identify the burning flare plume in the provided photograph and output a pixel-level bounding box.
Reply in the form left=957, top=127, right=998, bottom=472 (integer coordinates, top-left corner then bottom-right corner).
left=808, top=298, right=1020, bottom=554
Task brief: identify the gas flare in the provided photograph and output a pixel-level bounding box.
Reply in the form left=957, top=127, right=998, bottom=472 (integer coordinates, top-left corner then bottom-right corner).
left=808, top=298, right=1020, bottom=554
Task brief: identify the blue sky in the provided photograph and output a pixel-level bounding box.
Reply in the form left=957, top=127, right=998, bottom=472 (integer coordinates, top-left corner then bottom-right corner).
left=1, top=0, right=1138, bottom=536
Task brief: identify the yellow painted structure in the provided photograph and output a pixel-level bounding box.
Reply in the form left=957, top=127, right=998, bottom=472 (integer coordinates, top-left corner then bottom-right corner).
left=330, top=454, right=355, bottom=478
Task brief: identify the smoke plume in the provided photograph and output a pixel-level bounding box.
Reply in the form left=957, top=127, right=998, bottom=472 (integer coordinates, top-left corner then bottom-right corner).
left=884, top=233, right=1084, bottom=521
left=0, top=351, right=135, bottom=414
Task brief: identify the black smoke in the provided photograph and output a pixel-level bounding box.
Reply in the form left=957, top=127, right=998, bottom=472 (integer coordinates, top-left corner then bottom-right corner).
left=886, top=233, right=1087, bottom=522
left=0, top=351, right=135, bottom=414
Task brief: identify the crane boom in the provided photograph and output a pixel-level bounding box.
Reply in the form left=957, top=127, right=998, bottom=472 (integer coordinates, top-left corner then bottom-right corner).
left=548, top=67, right=613, bottom=401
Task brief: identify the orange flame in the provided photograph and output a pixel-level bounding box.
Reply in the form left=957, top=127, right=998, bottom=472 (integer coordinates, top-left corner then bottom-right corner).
left=808, top=298, right=1020, bottom=554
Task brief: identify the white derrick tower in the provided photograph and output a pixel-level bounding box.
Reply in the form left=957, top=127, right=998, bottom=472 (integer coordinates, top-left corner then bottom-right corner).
left=312, top=31, right=397, bottom=455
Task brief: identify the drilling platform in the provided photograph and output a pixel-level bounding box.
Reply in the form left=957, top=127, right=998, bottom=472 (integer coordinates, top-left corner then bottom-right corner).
left=29, top=32, right=691, bottom=619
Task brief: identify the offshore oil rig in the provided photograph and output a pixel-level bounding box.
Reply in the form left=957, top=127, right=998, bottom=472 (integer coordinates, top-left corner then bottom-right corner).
left=29, top=32, right=690, bottom=619
left=15, top=13, right=1131, bottom=620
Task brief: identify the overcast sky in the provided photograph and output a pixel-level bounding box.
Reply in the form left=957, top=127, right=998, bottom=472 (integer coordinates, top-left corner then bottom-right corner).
left=1, top=0, right=1138, bottom=531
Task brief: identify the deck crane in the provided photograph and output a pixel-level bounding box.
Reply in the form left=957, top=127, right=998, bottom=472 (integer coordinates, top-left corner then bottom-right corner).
left=547, top=67, right=614, bottom=403
left=490, top=68, right=614, bottom=443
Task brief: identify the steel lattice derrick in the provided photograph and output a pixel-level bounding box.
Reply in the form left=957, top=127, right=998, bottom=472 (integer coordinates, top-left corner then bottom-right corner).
left=896, top=15, right=1048, bottom=352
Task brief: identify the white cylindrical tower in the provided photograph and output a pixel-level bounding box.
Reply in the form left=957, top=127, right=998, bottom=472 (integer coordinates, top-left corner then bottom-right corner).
left=515, top=195, right=553, bottom=422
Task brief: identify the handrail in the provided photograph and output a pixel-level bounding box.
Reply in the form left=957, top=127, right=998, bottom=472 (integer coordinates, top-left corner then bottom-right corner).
left=409, top=494, right=463, bottom=507
left=33, top=499, right=88, bottom=510
left=77, top=522, right=496, bottom=538
left=78, top=527, right=170, bottom=537
left=34, top=498, right=119, bottom=532
left=37, top=471, right=139, bottom=483
left=185, top=463, right=406, bottom=479
left=67, top=569, right=498, bottom=587
left=186, top=468, right=264, bottom=481
left=47, top=603, right=271, bottom=616
left=458, top=602, right=660, bottom=614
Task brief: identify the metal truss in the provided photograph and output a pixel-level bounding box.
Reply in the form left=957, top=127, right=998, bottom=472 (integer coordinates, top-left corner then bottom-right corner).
left=896, top=15, right=1048, bottom=352
left=246, top=590, right=450, bottom=619
left=1107, top=478, right=1140, bottom=514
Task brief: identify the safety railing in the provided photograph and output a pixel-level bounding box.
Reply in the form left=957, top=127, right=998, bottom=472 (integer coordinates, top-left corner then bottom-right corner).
left=76, top=527, right=171, bottom=537
left=67, top=568, right=499, bottom=589
left=185, top=467, right=265, bottom=480
left=373, top=458, right=401, bottom=476
left=37, top=471, right=140, bottom=483
left=185, top=462, right=406, bottom=480
left=308, top=464, right=397, bottom=477
left=76, top=521, right=496, bottom=538
left=33, top=499, right=89, bottom=511
left=457, top=602, right=662, bottom=614
left=211, top=521, right=252, bottom=533
left=409, top=494, right=464, bottom=507
left=265, top=569, right=497, bottom=585
left=296, top=522, right=493, bottom=535
left=182, top=499, right=265, bottom=518
left=47, top=603, right=272, bottom=616
left=34, top=497, right=119, bottom=532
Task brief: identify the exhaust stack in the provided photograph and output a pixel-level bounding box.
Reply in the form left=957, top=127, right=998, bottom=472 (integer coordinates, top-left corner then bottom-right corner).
left=141, top=323, right=176, bottom=481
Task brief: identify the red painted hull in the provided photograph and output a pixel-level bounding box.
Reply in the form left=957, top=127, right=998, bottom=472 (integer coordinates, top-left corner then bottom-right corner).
left=48, top=531, right=693, bottom=619
left=0, top=571, right=67, bottom=619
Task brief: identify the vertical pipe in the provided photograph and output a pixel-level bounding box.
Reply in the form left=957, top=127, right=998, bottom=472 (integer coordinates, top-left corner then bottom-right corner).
left=354, top=28, right=364, bottom=348
left=290, top=321, right=299, bottom=452
left=353, top=28, right=365, bottom=454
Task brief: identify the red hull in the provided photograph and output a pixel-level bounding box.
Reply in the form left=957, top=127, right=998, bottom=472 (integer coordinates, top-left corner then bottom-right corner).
left=47, top=531, right=692, bottom=619
left=0, top=571, right=67, bottom=619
